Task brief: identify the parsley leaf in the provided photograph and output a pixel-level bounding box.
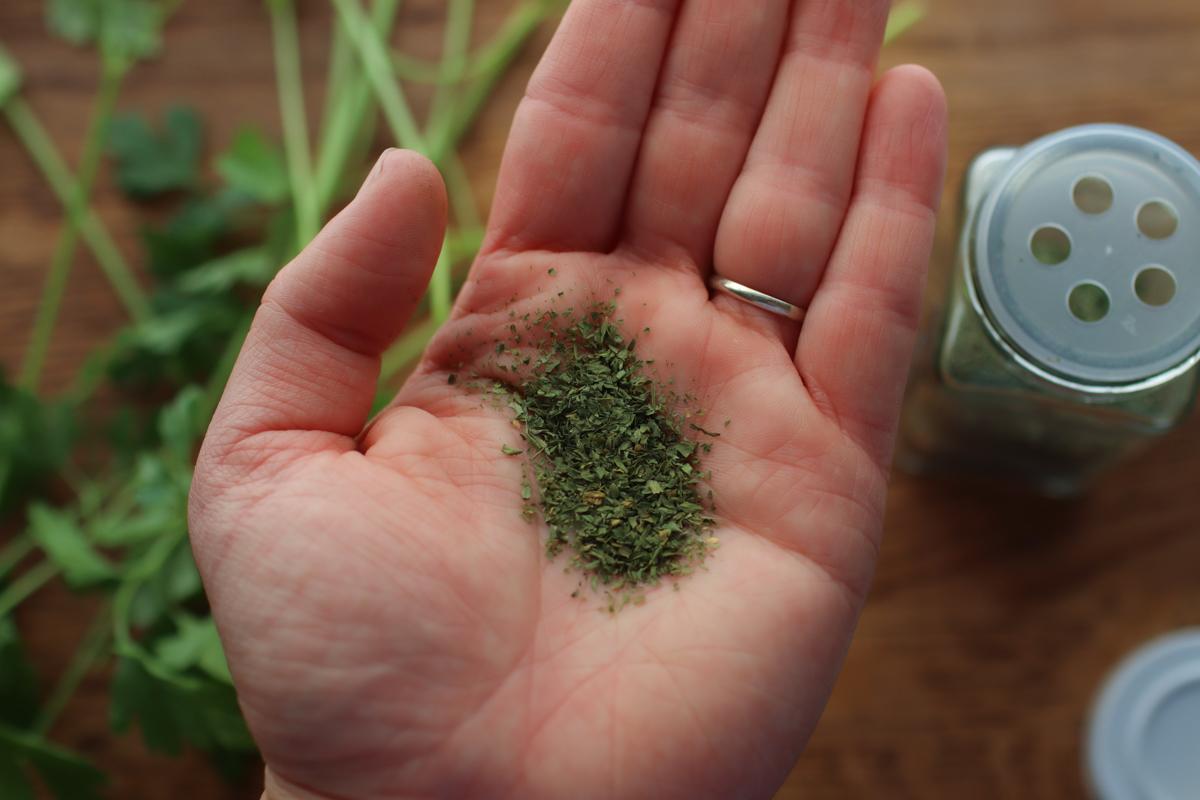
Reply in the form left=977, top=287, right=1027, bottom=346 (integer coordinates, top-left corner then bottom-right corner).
left=0, top=373, right=76, bottom=513
left=157, top=385, right=207, bottom=463
left=107, top=298, right=241, bottom=387
left=28, top=504, right=117, bottom=589
left=97, top=0, right=164, bottom=65
left=107, top=106, right=202, bottom=198
left=45, top=0, right=102, bottom=45
left=154, top=614, right=232, bottom=684
left=110, top=658, right=253, bottom=756
left=88, top=456, right=184, bottom=548
left=111, top=658, right=179, bottom=752
left=0, top=750, right=34, bottom=800
left=127, top=539, right=200, bottom=631
left=0, top=723, right=105, bottom=800
left=216, top=128, right=289, bottom=204
left=178, top=247, right=275, bottom=295
left=47, top=0, right=166, bottom=66
left=104, top=181, right=264, bottom=388
left=142, top=190, right=249, bottom=279
left=23, top=742, right=106, bottom=800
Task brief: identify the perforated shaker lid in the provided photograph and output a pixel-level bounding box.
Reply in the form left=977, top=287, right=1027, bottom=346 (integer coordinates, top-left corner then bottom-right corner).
left=1085, top=630, right=1200, bottom=800
left=971, top=125, right=1200, bottom=387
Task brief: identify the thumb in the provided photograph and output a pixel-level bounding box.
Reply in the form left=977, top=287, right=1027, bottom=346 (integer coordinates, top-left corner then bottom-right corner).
left=199, top=148, right=447, bottom=470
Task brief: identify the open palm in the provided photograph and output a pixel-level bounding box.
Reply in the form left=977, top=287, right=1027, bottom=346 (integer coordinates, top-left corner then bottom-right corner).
left=190, top=2, right=947, bottom=798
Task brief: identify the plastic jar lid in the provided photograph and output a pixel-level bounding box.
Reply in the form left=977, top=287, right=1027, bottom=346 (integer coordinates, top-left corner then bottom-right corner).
left=1085, top=629, right=1200, bottom=800
left=972, top=125, right=1200, bottom=388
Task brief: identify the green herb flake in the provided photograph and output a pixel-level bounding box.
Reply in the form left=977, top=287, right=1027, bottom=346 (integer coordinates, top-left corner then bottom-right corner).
left=504, top=304, right=714, bottom=593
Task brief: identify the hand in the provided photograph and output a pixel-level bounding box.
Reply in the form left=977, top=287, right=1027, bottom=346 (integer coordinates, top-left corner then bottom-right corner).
left=190, top=2, right=947, bottom=798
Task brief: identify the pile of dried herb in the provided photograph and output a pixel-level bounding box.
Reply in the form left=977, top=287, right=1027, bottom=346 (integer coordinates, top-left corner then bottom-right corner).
left=503, top=305, right=716, bottom=591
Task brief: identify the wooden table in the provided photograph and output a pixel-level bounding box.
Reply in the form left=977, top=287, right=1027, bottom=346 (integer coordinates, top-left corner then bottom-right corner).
left=3, top=1, right=1199, bottom=797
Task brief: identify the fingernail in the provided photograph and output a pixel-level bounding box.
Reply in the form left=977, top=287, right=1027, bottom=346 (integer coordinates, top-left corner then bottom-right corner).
left=364, top=148, right=400, bottom=188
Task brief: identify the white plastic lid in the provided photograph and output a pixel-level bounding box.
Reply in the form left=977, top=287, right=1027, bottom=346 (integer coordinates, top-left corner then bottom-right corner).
left=972, top=125, right=1200, bottom=388
left=1085, top=630, right=1200, bottom=800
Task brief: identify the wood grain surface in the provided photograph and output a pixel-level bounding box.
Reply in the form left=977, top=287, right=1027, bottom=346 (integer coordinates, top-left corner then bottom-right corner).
left=2, top=1, right=1199, bottom=798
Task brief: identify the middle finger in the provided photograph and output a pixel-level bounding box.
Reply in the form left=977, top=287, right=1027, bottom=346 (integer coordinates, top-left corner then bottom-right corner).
left=620, top=0, right=792, bottom=270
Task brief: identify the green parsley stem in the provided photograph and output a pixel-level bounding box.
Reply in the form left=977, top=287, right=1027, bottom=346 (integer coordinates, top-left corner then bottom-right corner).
left=447, top=225, right=485, bottom=263
left=427, top=0, right=550, bottom=165
left=434, top=65, right=483, bottom=234
left=428, top=0, right=480, bottom=320
left=429, top=246, right=453, bottom=323
left=426, top=1, right=557, bottom=317
left=430, top=0, right=483, bottom=231
left=2, top=98, right=149, bottom=322
left=426, top=0, right=474, bottom=149
left=374, top=225, right=482, bottom=383
left=319, top=15, right=357, bottom=145
left=332, top=0, right=465, bottom=319
left=314, top=0, right=403, bottom=216
left=332, top=0, right=557, bottom=327
left=389, top=1, right=556, bottom=88
left=331, top=0, right=425, bottom=152
left=0, top=532, right=34, bottom=582
left=884, top=0, right=925, bottom=44
left=110, top=537, right=171, bottom=653
left=32, top=601, right=112, bottom=735
left=443, top=152, right=481, bottom=230
left=267, top=0, right=320, bottom=250
left=0, top=560, right=59, bottom=618
left=0, top=461, right=10, bottom=519
left=390, top=50, right=448, bottom=83
left=0, top=721, right=100, bottom=773
left=64, top=347, right=112, bottom=407
left=19, top=59, right=127, bottom=392
left=110, top=536, right=205, bottom=692
left=380, top=315, right=440, bottom=381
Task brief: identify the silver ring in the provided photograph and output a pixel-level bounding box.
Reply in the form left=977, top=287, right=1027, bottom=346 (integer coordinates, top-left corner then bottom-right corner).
left=709, top=276, right=806, bottom=323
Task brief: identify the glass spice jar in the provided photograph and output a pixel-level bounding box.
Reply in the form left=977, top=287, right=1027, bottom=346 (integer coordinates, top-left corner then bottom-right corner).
left=898, top=125, right=1200, bottom=495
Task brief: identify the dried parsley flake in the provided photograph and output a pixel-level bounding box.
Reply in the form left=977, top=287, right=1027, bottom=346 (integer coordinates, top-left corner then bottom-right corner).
left=507, top=304, right=714, bottom=589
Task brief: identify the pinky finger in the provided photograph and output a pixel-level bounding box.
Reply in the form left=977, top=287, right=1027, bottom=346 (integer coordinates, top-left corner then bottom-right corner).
left=794, top=65, right=948, bottom=469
